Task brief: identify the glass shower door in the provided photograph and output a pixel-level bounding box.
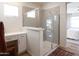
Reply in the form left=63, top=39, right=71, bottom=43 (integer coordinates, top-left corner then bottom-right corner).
left=51, top=15, right=59, bottom=49
left=41, top=9, right=59, bottom=55
left=42, top=15, right=55, bottom=55
left=45, top=17, right=54, bottom=49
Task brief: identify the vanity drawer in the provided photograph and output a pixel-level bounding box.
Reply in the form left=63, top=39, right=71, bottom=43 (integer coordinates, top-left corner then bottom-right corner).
left=18, top=34, right=26, bottom=39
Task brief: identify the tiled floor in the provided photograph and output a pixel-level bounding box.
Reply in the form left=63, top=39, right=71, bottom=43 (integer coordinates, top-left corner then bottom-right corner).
left=21, top=47, right=78, bottom=56
left=21, top=39, right=79, bottom=56
left=49, top=47, right=75, bottom=56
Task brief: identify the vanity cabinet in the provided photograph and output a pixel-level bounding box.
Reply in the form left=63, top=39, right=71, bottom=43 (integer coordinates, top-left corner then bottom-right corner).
left=18, top=33, right=27, bottom=54
left=5, top=32, right=27, bottom=55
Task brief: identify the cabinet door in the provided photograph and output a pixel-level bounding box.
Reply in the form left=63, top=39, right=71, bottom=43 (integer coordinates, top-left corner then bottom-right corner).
left=18, top=34, right=27, bottom=54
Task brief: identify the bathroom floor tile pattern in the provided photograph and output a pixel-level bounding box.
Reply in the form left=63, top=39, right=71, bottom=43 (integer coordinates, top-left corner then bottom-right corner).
left=49, top=47, right=75, bottom=56
left=21, top=47, right=77, bottom=56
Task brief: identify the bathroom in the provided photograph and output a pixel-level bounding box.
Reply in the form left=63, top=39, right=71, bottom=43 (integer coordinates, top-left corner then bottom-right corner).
left=0, top=2, right=67, bottom=56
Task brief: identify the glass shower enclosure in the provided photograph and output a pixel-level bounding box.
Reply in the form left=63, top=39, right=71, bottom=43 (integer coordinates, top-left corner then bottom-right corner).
left=22, top=6, right=60, bottom=55
left=40, top=9, right=59, bottom=55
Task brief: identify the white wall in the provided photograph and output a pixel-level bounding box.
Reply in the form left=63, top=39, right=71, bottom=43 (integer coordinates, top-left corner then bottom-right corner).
left=0, top=2, right=40, bottom=33
left=0, top=2, right=22, bottom=33
left=59, top=3, right=67, bottom=47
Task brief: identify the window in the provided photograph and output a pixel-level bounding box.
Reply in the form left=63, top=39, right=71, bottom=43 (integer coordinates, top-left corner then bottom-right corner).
left=27, top=9, right=36, bottom=18
left=70, top=16, right=79, bottom=28
left=4, top=4, right=18, bottom=16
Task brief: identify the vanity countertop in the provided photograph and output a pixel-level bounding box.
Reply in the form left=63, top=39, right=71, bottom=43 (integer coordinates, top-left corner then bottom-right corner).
left=5, top=31, right=27, bottom=37
left=5, top=31, right=27, bottom=42
left=5, top=27, right=44, bottom=42
left=5, top=27, right=44, bottom=37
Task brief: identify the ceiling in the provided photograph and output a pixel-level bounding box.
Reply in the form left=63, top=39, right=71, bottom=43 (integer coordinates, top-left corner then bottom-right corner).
left=28, top=2, right=62, bottom=8
left=31, top=2, right=62, bottom=5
